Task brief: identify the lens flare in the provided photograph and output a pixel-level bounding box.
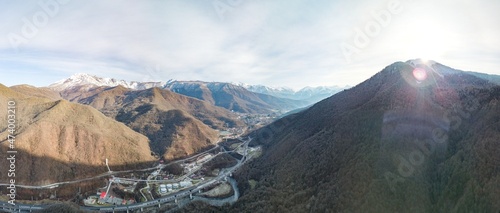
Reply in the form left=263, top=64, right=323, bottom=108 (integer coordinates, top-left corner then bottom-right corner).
left=412, top=68, right=427, bottom=82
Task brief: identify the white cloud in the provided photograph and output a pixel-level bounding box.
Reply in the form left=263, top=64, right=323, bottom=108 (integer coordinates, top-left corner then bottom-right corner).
left=0, top=0, right=499, bottom=89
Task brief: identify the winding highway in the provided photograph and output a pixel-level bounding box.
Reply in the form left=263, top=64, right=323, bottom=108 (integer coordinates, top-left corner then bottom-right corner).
left=0, top=143, right=224, bottom=190
left=0, top=137, right=251, bottom=213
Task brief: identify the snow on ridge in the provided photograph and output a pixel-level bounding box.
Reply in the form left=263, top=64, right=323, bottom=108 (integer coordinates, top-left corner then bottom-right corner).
left=49, top=73, right=348, bottom=100
left=240, top=84, right=348, bottom=100
left=49, top=73, right=168, bottom=91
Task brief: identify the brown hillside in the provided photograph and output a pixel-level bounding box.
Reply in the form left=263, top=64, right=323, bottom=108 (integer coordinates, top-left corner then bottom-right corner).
left=0, top=84, right=155, bottom=186
left=118, top=107, right=219, bottom=160
left=10, top=85, right=62, bottom=101
left=68, top=86, right=242, bottom=129
left=64, top=86, right=241, bottom=159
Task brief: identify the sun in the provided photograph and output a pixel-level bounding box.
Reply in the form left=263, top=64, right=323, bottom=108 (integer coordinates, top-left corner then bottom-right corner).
left=409, top=38, right=446, bottom=60
left=405, top=29, right=447, bottom=60
left=396, top=17, right=457, bottom=61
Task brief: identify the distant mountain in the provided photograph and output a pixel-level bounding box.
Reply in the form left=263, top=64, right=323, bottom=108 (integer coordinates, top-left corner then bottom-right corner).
left=50, top=74, right=309, bottom=113
left=239, top=84, right=296, bottom=99
left=294, top=86, right=348, bottom=103
left=165, top=81, right=308, bottom=114
left=227, top=60, right=500, bottom=212
left=0, top=84, right=155, bottom=187
left=240, top=83, right=349, bottom=104
left=60, top=85, right=243, bottom=159
left=49, top=73, right=168, bottom=91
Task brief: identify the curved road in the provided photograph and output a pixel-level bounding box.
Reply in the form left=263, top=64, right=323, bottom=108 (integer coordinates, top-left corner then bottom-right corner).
left=0, top=138, right=251, bottom=213
left=192, top=178, right=239, bottom=207
left=0, top=144, right=223, bottom=190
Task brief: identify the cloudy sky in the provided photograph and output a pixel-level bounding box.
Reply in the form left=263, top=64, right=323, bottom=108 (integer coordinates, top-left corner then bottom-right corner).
left=0, top=0, right=499, bottom=90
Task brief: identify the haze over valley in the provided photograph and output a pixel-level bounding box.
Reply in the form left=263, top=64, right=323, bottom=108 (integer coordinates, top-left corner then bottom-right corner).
left=1, top=0, right=499, bottom=212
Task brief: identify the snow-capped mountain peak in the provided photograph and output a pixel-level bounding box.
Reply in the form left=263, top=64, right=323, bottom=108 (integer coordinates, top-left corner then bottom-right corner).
left=49, top=73, right=349, bottom=104
left=49, top=73, right=168, bottom=91
left=241, top=84, right=295, bottom=94
left=241, top=84, right=349, bottom=102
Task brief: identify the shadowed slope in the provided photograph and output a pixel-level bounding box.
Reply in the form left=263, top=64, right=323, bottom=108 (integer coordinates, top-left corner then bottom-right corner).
left=166, top=81, right=308, bottom=113
left=229, top=61, right=500, bottom=212
left=67, top=86, right=242, bottom=159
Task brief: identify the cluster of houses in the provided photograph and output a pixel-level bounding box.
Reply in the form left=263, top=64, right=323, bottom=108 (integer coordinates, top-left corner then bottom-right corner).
left=83, top=193, right=136, bottom=206
left=83, top=149, right=218, bottom=207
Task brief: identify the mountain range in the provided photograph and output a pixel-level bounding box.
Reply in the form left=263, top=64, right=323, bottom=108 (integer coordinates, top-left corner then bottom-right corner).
left=239, top=83, right=349, bottom=104
left=49, top=73, right=342, bottom=113
left=1, top=59, right=499, bottom=211
left=68, top=85, right=243, bottom=159
left=49, top=73, right=168, bottom=91
left=165, top=81, right=309, bottom=113
left=1, top=71, right=330, bottom=189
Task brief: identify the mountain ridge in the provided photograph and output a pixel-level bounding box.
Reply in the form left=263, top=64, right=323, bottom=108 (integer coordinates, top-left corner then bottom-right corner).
left=240, top=83, right=349, bottom=102
left=49, top=73, right=169, bottom=91
left=48, top=73, right=345, bottom=111
left=65, top=85, right=242, bottom=159
left=226, top=60, right=500, bottom=212
left=165, top=81, right=309, bottom=113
